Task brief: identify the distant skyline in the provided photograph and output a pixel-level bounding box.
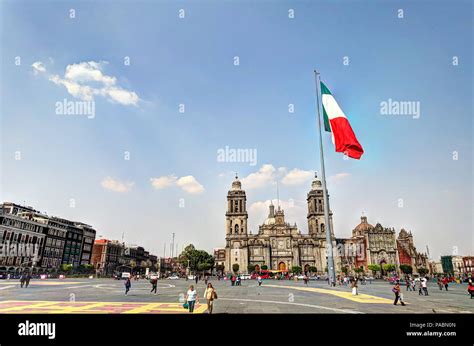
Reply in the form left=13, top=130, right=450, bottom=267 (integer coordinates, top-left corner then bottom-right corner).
left=0, top=0, right=472, bottom=260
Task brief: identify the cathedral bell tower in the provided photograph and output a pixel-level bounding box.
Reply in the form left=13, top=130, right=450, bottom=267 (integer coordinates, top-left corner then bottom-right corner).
left=225, top=174, right=249, bottom=273
left=226, top=174, right=248, bottom=237
left=307, top=173, right=334, bottom=238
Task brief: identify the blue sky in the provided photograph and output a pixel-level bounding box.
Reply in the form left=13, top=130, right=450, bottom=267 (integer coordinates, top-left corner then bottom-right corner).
left=1, top=0, right=472, bottom=260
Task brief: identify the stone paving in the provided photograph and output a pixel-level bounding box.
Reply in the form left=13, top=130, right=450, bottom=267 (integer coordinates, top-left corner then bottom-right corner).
left=0, top=278, right=472, bottom=314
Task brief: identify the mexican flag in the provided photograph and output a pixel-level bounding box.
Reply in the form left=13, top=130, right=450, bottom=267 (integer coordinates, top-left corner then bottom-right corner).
left=321, top=82, right=364, bottom=159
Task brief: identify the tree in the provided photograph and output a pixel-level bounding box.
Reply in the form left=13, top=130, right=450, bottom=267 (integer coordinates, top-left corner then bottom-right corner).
left=291, top=266, right=302, bottom=274
left=417, top=267, right=429, bottom=276
left=261, top=265, right=268, bottom=270
left=308, top=266, right=317, bottom=274
left=354, top=266, right=365, bottom=275
left=232, top=263, right=240, bottom=273
left=400, top=264, right=413, bottom=275
left=368, top=264, right=381, bottom=276
left=383, top=263, right=396, bottom=273
left=247, top=264, right=256, bottom=273
left=61, top=264, right=72, bottom=273
left=177, top=244, right=214, bottom=273
left=341, top=266, right=349, bottom=275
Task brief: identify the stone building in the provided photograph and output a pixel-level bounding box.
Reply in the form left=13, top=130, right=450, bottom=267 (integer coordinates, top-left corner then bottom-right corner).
left=223, top=175, right=428, bottom=276
left=225, top=174, right=337, bottom=274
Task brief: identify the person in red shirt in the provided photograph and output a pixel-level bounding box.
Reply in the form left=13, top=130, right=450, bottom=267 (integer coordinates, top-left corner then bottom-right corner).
left=442, top=277, right=449, bottom=291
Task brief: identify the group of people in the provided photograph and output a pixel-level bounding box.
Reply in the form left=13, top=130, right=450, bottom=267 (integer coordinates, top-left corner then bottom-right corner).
left=184, top=283, right=218, bottom=314
left=19, top=272, right=32, bottom=288
left=230, top=275, right=241, bottom=286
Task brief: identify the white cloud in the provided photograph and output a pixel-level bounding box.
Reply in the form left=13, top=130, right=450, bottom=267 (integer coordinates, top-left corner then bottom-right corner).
left=150, top=175, right=177, bottom=189
left=281, top=168, right=313, bottom=186
left=176, top=176, right=205, bottom=194
left=32, top=60, right=139, bottom=106
left=241, top=164, right=275, bottom=189
left=329, top=172, right=351, bottom=183
left=31, top=61, right=46, bottom=75
left=150, top=174, right=204, bottom=194
left=101, top=177, right=134, bottom=193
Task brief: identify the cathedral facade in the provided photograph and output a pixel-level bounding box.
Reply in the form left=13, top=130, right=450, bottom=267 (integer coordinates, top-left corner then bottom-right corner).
left=224, top=174, right=428, bottom=275
left=225, top=174, right=338, bottom=274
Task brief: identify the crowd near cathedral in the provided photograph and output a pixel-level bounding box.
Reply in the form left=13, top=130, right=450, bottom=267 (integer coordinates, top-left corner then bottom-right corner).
left=223, top=174, right=429, bottom=276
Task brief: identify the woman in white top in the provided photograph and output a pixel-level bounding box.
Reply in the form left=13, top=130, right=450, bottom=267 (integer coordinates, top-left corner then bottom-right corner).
left=185, top=285, right=199, bottom=313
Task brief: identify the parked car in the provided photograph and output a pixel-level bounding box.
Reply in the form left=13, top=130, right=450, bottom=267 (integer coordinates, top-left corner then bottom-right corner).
left=187, top=275, right=196, bottom=280
left=296, top=275, right=305, bottom=280
left=168, top=275, right=180, bottom=280
left=240, top=274, right=251, bottom=280
left=308, top=275, right=320, bottom=280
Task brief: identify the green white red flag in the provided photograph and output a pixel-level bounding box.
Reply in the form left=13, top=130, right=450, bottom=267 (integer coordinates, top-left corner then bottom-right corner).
left=321, top=82, right=364, bottom=159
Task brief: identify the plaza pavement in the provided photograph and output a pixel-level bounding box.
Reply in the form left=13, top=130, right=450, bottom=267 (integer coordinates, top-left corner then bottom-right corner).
left=0, top=278, right=472, bottom=314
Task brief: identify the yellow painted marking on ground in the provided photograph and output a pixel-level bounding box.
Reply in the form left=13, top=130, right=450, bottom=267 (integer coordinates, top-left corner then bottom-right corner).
left=0, top=301, right=207, bottom=314
left=0, top=301, right=59, bottom=312
left=265, top=285, right=394, bottom=304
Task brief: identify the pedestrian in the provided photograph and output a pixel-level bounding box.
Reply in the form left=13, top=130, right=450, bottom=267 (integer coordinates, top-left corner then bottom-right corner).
left=421, top=277, right=429, bottom=296
left=304, top=275, right=309, bottom=285
left=257, top=275, right=262, bottom=287
left=185, top=285, right=199, bottom=313
left=392, top=281, right=405, bottom=306
left=124, top=277, right=131, bottom=295
left=25, top=273, right=31, bottom=288
left=204, top=275, right=208, bottom=285
left=203, top=283, right=217, bottom=314
left=231, top=275, right=236, bottom=286
left=236, top=275, right=241, bottom=286
left=351, top=278, right=358, bottom=296
left=195, top=275, right=199, bottom=285
left=406, top=277, right=412, bottom=291
left=437, top=277, right=443, bottom=290
left=442, top=277, right=449, bottom=291
left=467, top=280, right=474, bottom=299
left=150, top=277, right=157, bottom=295
left=20, top=273, right=25, bottom=288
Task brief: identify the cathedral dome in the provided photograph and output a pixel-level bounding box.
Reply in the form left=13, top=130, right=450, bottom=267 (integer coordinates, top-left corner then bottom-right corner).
left=353, top=215, right=374, bottom=234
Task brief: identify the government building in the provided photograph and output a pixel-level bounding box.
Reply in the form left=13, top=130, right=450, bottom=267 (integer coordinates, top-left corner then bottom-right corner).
left=223, top=174, right=429, bottom=276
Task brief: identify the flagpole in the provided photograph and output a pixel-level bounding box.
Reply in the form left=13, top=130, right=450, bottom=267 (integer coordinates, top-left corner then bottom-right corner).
left=313, top=70, right=336, bottom=286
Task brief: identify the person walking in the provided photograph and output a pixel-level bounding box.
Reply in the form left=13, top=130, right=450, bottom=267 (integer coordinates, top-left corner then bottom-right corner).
left=442, top=277, right=449, bottom=291
left=393, top=281, right=405, bottom=306
left=124, top=277, right=131, bottom=295
left=204, top=275, right=208, bottom=286
left=236, top=275, right=241, bottom=286
left=231, top=275, right=236, bottom=286
left=195, top=275, right=199, bottom=285
left=25, top=273, right=31, bottom=288
left=351, top=278, right=358, bottom=296
left=203, top=283, right=217, bottom=314
left=421, top=277, right=429, bottom=296
left=437, top=277, right=443, bottom=290
left=150, top=277, right=158, bottom=295
left=20, top=273, right=26, bottom=288
left=303, top=275, right=309, bottom=285
left=257, top=275, right=262, bottom=287
left=467, top=280, right=474, bottom=299
left=185, top=285, right=199, bottom=313
left=405, top=277, right=412, bottom=291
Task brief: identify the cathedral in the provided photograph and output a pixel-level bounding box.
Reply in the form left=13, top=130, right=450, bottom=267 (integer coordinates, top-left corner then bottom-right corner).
left=224, top=174, right=429, bottom=275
